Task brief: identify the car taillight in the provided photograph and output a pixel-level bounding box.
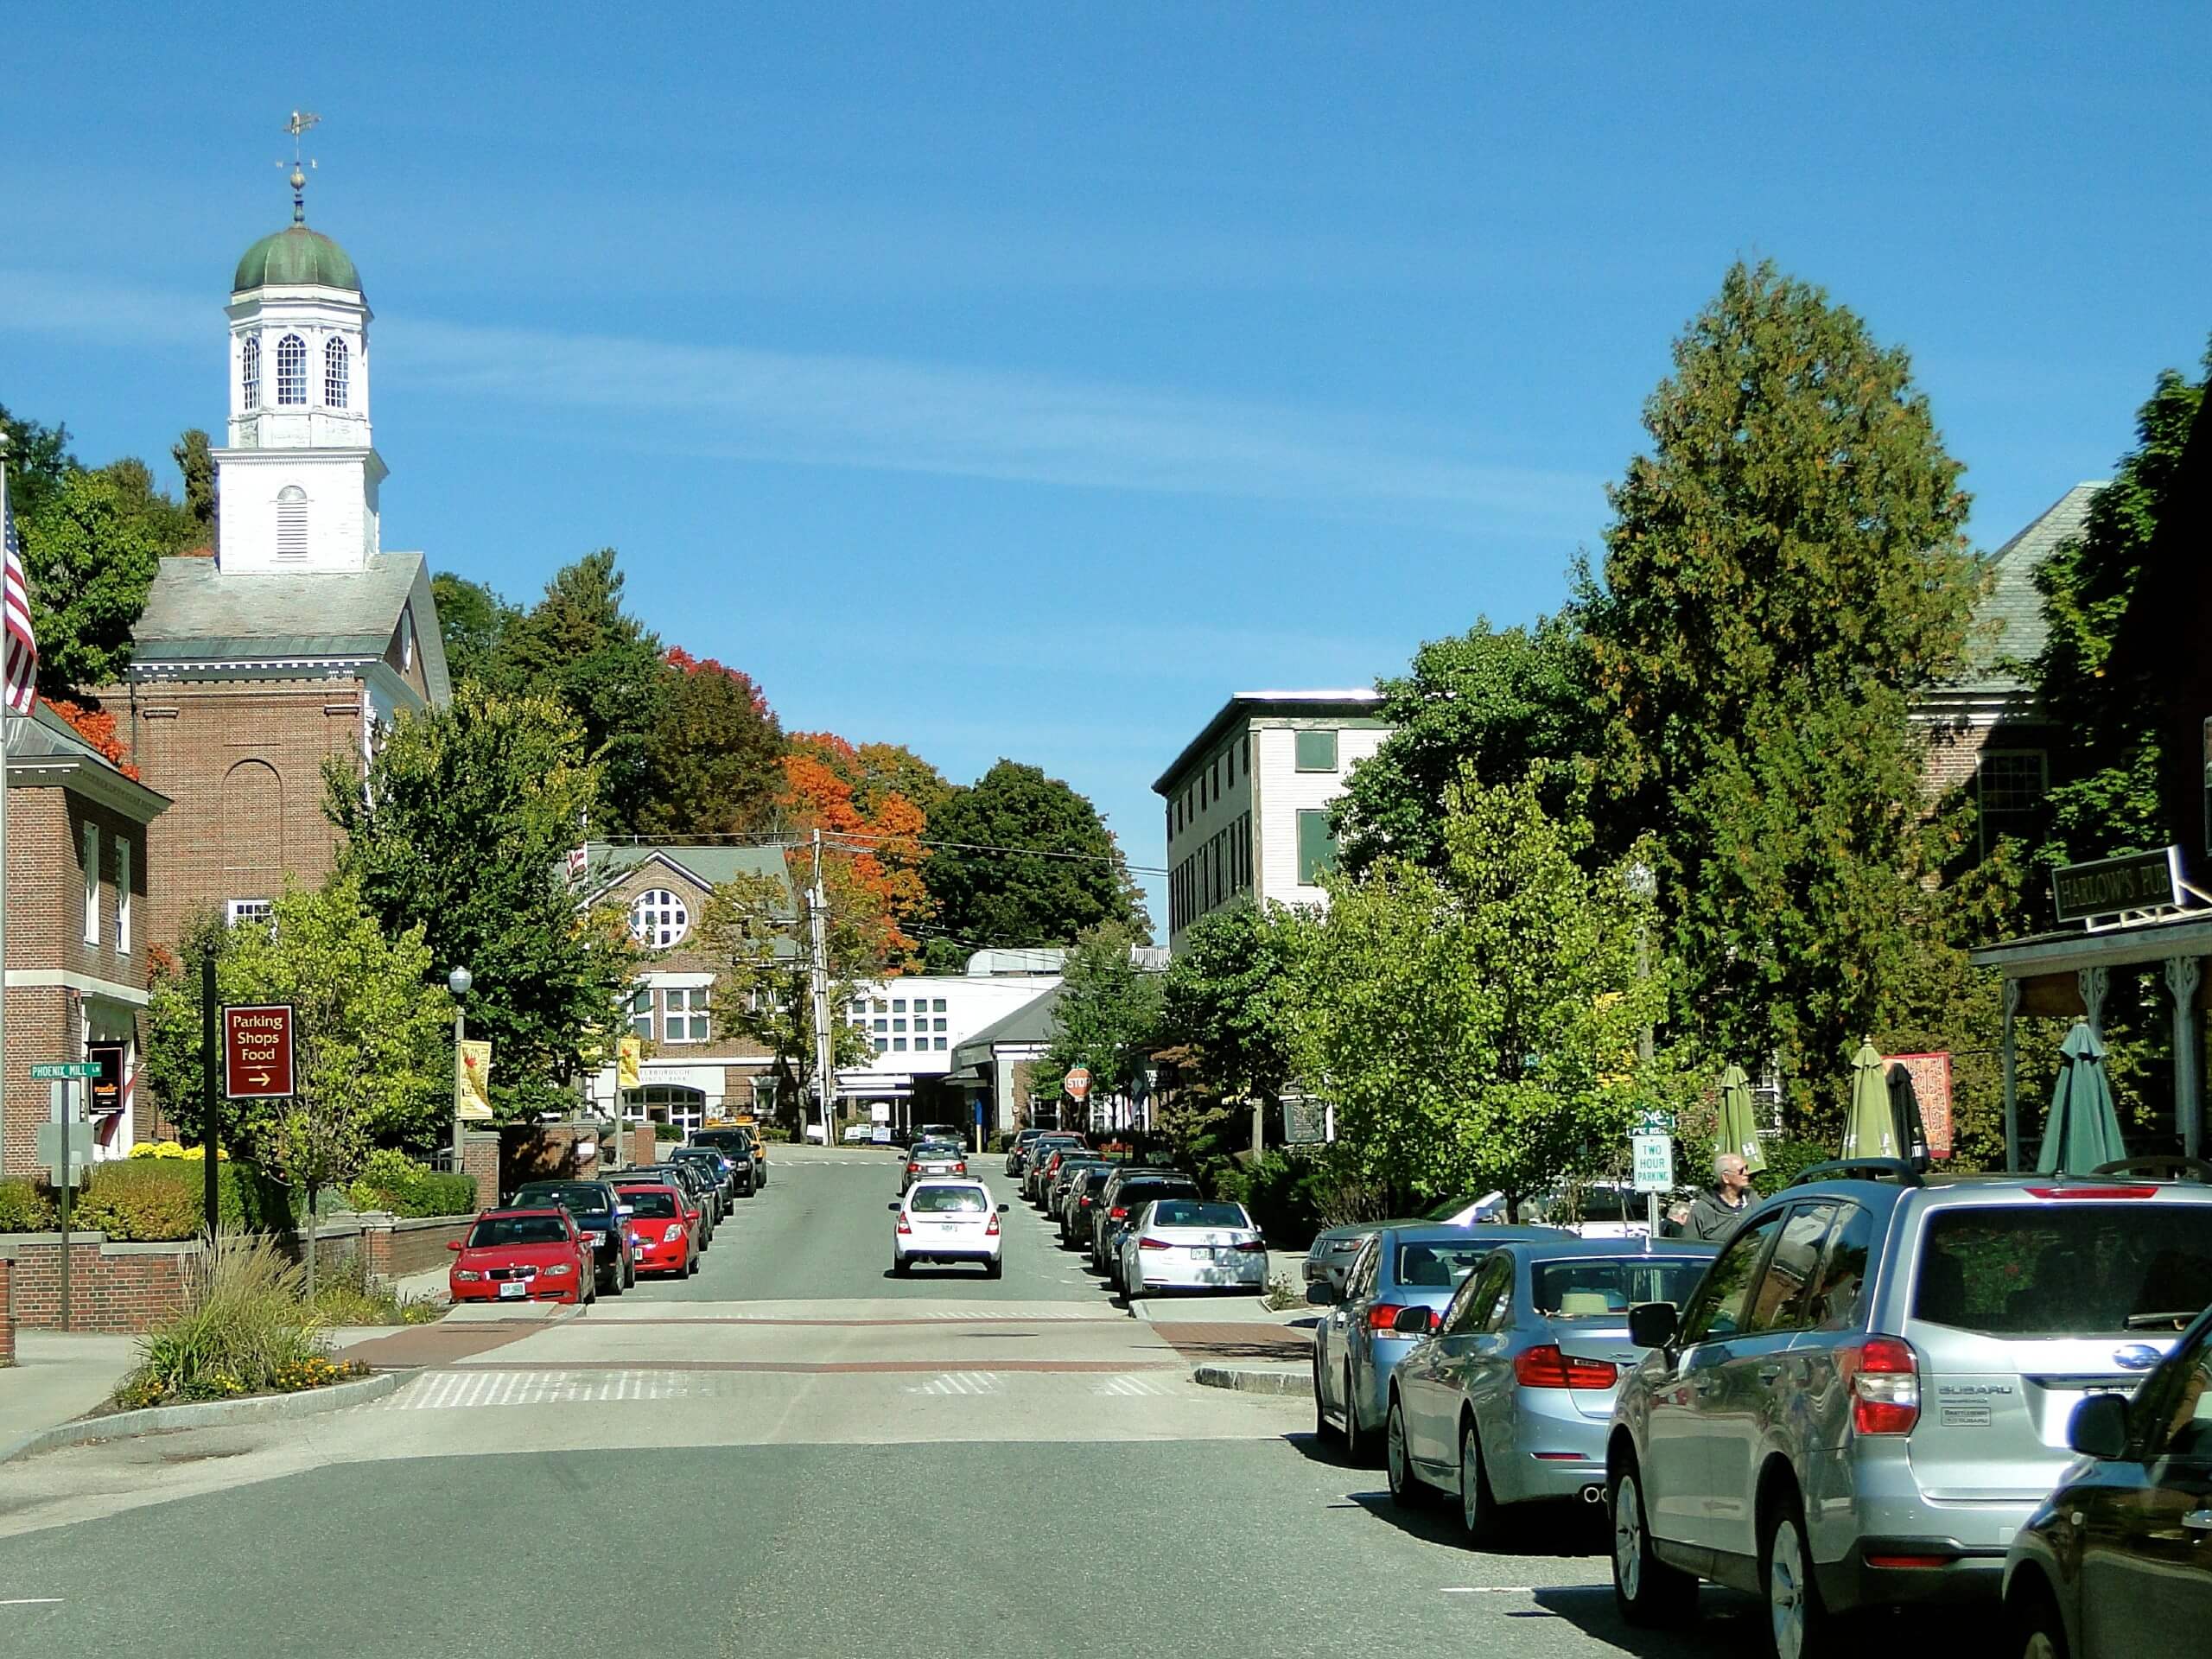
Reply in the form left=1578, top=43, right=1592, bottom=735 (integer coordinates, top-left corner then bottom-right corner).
left=985, top=1214, right=1000, bottom=1236
left=896, top=1217, right=912, bottom=1234
left=1232, top=1239, right=1267, bottom=1252
left=1514, top=1344, right=1618, bottom=1389
left=907, top=1164, right=919, bottom=1174
left=1843, top=1336, right=1920, bottom=1434
left=1368, top=1303, right=1437, bottom=1333
left=1108, top=1205, right=1128, bottom=1220
left=2024, top=1185, right=2158, bottom=1200
left=955, top=1162, right=967, bottom=1174
left=661, top=1224, right=684, bottom=1243
left=1139, top=1236, right=1170, bottom=1250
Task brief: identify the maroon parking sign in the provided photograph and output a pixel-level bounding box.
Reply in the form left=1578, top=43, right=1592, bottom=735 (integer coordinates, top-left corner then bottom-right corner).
left=223, top=1004, right=296, bottom=1098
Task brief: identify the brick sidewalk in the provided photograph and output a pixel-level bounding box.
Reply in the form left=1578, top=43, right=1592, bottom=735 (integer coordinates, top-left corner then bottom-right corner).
left=1148, top=1321, right=1313, bottom=1363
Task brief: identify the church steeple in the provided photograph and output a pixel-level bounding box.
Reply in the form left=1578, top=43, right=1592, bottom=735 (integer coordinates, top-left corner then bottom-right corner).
left=213, top=114, right=385, bottom=575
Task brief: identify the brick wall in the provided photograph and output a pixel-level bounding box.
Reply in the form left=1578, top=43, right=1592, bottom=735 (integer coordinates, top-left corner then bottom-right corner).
left=626, top=1124, right=657, bottom=1166
left=361, top=1216, right=474, bottom=1278
left=461, top=1134, right=500, bottom=1209
left=122, top=676, right=368, bottom=952
left=0, top=1235, right=198, bottom=1333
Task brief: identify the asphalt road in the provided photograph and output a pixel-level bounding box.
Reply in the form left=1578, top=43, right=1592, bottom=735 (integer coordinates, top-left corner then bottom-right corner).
left=0, top=1149, right=1989, bottom=1659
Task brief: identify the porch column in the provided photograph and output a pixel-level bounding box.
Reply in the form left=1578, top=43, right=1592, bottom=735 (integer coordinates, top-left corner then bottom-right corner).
left=2001, top=977, right=2023, bottom=1173
left=2078, top=966, right=2111, bottom=1036
left=2167, top=956, right=2205, bottom=1161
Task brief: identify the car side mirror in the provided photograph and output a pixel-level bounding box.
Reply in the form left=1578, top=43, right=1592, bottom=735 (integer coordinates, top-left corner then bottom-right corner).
left=998, top=1204, right=1010, bottom=1213
left=1392, top=1304, right=1433, bottom=1336
left=1306, top=1282, right=1338, bottom=1306
left=1627, top=1302, right=1679, bottom=1349
left=888, top=1202, right=901, bottom=1211
left=448, top=1240, right=464, bottom=1251
left=2069, top=1393, right=2131, bottom=1461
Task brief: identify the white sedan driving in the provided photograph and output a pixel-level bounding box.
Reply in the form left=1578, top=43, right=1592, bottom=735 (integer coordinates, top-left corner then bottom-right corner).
left=890, top=1179, right=1006, bottom=1277
left=1117, top=1198, right=1268, bottom=1297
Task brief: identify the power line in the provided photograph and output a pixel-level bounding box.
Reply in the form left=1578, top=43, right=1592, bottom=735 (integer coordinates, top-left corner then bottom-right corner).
left=599, top=828, right=1168, bottom=879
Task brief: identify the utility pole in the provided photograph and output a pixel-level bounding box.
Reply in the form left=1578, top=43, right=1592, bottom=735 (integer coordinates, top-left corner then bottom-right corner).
left=808, top=829, right=836, bottom=1150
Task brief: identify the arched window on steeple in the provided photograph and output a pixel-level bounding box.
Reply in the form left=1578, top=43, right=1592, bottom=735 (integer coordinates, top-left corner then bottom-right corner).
left=276, top=334, right=307, bottom=405
left=324, top=336, right=350, bottom=409
left=276, top=486, right=308, bottom=561
left=241, top=335, right=262, bottom=408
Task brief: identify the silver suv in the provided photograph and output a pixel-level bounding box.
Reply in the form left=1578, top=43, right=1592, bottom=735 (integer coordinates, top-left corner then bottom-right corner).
left=1605, top=1159, right=2212, bottom=1658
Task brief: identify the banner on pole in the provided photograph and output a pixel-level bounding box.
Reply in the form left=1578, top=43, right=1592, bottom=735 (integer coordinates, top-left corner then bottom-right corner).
left=455, top=1039, right=494, bottom=1121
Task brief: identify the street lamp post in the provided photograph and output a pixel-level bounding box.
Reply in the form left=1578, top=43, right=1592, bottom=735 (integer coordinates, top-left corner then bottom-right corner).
left=448, top=966, right=473, bottom=1173
left=1624, top=862, right=1658, bottom=1237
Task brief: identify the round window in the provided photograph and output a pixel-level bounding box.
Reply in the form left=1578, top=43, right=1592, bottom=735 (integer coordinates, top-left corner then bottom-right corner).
left=629, top=888, right=690, bottom=948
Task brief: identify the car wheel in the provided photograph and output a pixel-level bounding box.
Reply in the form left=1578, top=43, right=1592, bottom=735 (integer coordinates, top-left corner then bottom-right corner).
left=892, top=1256, right=911, bottom=1277
left=2012, top=1586, right=2069, bottom=1659
left=1385, top=1398, right=1426, bottom=1508
left=686, top=1251, right=700, bottom=1276
left=1341, top=1365, right=1374, bottom=1465
left=984, top=1258, right=1001, bottom=1280
left=1458, top=1417, right=1499, bottom=1543
left=624, top=1257, right=635, bottom=1289
left=1611, top=1456, right=1696, bottom=1628
left=1311, top=1351, right=1340, bottom=1442
left=1762, top=1491, right=1834, bottom=1659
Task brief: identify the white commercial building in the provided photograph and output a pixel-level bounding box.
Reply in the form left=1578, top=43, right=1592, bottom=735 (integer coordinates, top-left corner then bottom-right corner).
left=836, top=972, right=1062, bottom=1134
left=1154, top=690, right=1393, bottom=950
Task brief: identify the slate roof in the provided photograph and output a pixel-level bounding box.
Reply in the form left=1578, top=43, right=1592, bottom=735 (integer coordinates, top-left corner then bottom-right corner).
left=130, top=551, right=452, bottom=705
left=1954, top=483, right=2106, bottom=694
left=577, top=842, right=796, bottom=922
left=4, top=702, right=171, bottom=818
left=951, top=985, right=1063, bottom=1064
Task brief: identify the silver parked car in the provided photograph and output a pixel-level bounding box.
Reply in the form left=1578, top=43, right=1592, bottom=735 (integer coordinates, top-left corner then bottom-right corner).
left=1605, top=1160, right=2212, bottom=1658
left=1309, top=1224, right=1568, bottom=1463
left=1384, top=1237, right=1716, bottom=1535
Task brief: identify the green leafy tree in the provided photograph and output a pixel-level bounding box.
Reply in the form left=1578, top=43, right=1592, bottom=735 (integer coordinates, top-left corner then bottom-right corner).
left=925, top=760, right=1151, bottom=952
left=18, top=465, right=179, bottom=696
left=1156, top=900, right=1306, bottom=1109
left=0, top=404, right=77, bottom=525
left=429, top=573, right=522, bottom=690
left=1332, top=614, right=1595, bottom=876
left=1038, top=921, right=1164, bottom=1107
left=1293, top=774, right=1665, bottom=1211
left=496, top=550, right=671, bottom=830
left=2027, top=348, right=2208, bottom=874
left=696, top=865, right=885, bottom=1131
left=637, top=647, right=785, bottom=837
left=143, top=909, right=237, bottom=1150
left=1577, top=260, right=1980, bottom=1124
left=171, top=428, right=215, bottom=529
left=326, top=690, right=636, bottom=1119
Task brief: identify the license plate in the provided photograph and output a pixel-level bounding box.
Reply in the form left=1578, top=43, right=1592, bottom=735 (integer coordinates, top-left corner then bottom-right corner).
left=498, top=1281, right=526, bottom=1299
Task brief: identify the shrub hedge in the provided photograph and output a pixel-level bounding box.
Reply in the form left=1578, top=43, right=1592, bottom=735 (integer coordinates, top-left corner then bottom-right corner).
left=0, top=1158, right=297, bottom=1240
left=343, top=1149, right=476, bottom=1218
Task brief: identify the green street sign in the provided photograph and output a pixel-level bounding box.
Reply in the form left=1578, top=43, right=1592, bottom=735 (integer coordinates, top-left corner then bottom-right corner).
left=29, top=1062, right=99, bottom=1080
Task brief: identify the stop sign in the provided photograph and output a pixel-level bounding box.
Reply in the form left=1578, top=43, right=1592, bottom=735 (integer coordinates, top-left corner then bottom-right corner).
left=1065, top=1066, right=1092, bottom=1102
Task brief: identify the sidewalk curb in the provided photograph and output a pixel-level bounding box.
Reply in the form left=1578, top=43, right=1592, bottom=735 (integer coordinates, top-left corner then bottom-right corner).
left=0, top=1370, right=400, bottom=1464
left=1192, top=1363, right=1307, bottom=1397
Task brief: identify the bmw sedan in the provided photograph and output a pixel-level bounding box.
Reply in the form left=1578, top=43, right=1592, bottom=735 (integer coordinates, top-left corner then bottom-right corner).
left=1385, top=1237, right=1713, bottom=1537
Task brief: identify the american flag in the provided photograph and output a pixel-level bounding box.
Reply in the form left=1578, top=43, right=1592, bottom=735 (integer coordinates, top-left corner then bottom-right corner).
left=3, top=479, right=35, bottom=717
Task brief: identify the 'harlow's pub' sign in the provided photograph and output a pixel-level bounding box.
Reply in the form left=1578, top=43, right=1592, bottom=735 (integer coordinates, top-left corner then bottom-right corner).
left=2052, top=845, right=2183, bottom=925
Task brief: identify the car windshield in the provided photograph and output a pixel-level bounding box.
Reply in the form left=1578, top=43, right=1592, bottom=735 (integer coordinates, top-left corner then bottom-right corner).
left=469, top=1215, right=569, bottom=1247
left=514, top=1185, right=610, bottom=1217
left=1118, top=1183, right=1197, bottom=1209
left=1152, top=1201, right=1248, bottom=1230
left=616, top=1188, right=679, bottom=1218
left=1915, top=1204, right=2212, bottom=1336
left=693, top=1132, right=751, bottom=1152
left=1531, top=1257, right=1708, bottom=1314
left=910, top=1186, right=988, bottom=1214
left=1395, top=1242, right=1496, bottom=1287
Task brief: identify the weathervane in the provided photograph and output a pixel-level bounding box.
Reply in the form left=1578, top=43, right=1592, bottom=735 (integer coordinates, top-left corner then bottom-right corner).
left=280, top=110, right=321, bottom=225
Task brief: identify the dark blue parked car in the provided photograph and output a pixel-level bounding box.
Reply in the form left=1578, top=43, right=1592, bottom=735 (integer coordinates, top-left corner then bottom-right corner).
left=509, top=1179, right=635, bottom=1295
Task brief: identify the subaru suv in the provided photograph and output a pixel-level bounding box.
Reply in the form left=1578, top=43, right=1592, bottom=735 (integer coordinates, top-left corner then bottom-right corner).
left=1605, top=1159, right=2212, bottom=1658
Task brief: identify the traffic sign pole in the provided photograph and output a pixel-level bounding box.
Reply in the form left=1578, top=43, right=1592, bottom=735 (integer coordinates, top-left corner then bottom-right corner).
left=54, top=1079, right=73, bottom=1332
left=201, top=953, right=219, bottom=1236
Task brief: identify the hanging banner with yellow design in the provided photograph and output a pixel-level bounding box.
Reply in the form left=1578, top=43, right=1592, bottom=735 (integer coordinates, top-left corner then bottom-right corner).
left=617, top=1035, right=642, bottom=1090
left=455, top=1039, right=494, bottom=1121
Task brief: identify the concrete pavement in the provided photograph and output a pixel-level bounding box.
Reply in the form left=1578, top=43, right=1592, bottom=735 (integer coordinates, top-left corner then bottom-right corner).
left=0, top=1331, right=137, bottom=1460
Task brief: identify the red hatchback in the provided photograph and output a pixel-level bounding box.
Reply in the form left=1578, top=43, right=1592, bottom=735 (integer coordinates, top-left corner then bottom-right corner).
left=448, top=1208, right=594, bottom=1306
left=613, top=1181, right=699, bottom=1277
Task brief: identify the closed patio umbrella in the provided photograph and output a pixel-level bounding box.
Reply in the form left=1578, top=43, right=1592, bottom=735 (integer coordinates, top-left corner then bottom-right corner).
left=1840, top=1039, right=1898, bottom=1160
left=1716, top=1063, right=1765, bottom=1174
left=2036, top=1021, right=2129, bottom=1175
left=1885, top=1064, right=1930, bottom=1168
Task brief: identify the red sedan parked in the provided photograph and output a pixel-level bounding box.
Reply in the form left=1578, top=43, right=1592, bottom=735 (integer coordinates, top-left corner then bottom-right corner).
left=612, top=1181, right=699, bottom=1277
left=448, top=1208, right=594, bottom=1306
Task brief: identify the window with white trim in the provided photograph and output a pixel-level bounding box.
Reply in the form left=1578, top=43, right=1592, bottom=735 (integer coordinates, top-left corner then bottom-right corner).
left=226, top=898, right=274, bottom=929
left=81, top=823, right=99, bottom=945
left=664, top=987, right=711, bottom=1043
left=324, top=335, right=349, bottom=408
left=275, top=334, right=308, bottom=404
left=116, top=837, right=131, bottom=955
left=629, top=888, right=690, bottom=948
left=1977, top=749, right=2048, bottom=855
left=276, top=486, right=308, bottom=561
left=752, top=1075, right=781, bottom=1115
left=626, top=986, right=654, bottom=1040
left=241, top=334, right=261, bottom=408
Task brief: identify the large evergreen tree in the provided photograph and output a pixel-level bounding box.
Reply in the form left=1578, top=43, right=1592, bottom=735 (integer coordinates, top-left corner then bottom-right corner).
left=1578, top=261, right=1980, bottom=1123
left=924, top=760, right=1150, bottom=955
left=637, top=647, right=785, bottom=838
left=431, top=573, right=522, bottom=689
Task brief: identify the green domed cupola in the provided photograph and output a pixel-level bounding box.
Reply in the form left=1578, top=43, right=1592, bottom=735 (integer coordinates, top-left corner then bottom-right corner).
left=233, top=224, right=360, bottom=294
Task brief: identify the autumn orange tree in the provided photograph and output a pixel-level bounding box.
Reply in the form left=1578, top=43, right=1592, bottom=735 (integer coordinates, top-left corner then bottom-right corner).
left=779, top=733, right=944, bottom=967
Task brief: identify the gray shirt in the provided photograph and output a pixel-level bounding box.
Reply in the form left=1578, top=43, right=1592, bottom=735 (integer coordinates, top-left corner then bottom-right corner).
left=1686, top=1187, right=1751, bottom=1243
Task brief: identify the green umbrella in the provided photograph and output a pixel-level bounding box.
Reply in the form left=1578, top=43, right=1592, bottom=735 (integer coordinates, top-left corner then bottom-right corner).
left=2036, top=1021, right=2129, bottom=1175
left=1840, top=1039, right=1899, bottom=1160
left=1716, top=1063, right=1766, bottom=1174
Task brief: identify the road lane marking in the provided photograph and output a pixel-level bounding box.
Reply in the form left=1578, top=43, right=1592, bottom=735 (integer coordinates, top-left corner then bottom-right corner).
left=0, top=1599, right=66, bottom=1606
left=1090, top=1374, right=1173, bottom=1397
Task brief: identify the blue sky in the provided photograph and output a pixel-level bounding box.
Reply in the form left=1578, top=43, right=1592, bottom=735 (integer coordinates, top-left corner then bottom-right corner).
left=4, top=3, right=2208, bottom=925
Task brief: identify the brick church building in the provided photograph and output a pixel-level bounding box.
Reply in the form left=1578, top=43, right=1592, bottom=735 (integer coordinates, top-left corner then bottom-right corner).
left=106, top=177, right=451, bottom=948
